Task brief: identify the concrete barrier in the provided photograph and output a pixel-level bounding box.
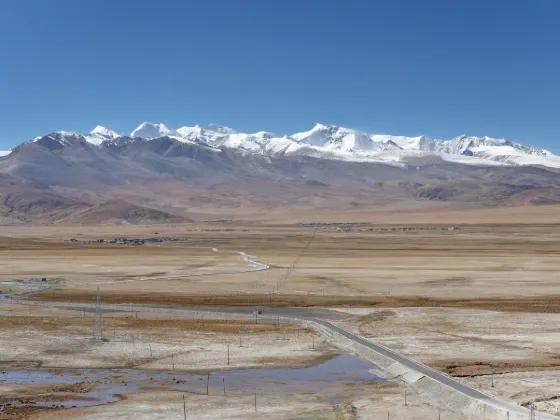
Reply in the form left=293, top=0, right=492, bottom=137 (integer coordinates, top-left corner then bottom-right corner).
left=310, top=320, right=557, bottom=420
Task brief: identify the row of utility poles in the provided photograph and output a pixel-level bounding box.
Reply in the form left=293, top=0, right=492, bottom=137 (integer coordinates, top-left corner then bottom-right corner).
left=181, top=388, right=258, bottom=418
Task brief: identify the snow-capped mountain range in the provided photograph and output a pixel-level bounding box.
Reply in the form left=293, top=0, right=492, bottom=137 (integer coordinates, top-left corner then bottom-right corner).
left=8, top=122, right=560, bottom=168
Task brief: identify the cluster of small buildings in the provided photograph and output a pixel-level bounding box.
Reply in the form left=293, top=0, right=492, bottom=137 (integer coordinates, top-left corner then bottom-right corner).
left=184, top=228, right=240, bottom=232
left=68, top=237, right=179, bottom=246
left=295, top=222, right=460, bottom=233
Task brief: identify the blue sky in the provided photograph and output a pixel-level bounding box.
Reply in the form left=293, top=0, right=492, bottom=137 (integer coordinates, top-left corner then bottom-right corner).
left=1, top=0, right=559, bottom=150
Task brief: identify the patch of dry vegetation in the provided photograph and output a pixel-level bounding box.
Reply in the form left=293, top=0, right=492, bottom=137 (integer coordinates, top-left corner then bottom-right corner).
left=428, top=357, right=560, bottom=376
left=25, top=290, right=560, bottom=313
left=0, top=314, right=301, bottom=334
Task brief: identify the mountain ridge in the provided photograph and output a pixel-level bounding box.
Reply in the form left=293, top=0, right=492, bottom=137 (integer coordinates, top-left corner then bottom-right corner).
left=1, top=121, right=560, bottom=225
left=6, top=122, right=559, bottom=169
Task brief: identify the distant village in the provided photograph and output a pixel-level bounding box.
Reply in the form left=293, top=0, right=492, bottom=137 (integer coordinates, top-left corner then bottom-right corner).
left=67, top=237, right=180, bottom=246
left=295, top=222, right=460, bottom=233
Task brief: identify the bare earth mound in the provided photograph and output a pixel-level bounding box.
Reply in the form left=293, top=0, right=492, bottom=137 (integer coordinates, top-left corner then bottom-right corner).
left=61, top=199, right=189, bottom=225
left=506, top=187, right=560, bottom=206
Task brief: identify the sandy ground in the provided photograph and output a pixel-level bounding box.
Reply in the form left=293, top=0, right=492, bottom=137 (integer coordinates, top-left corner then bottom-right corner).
left=6, top=223, right=560, bottom=300
left=337, top=307, right=560, bottom=375
left=0, top=303, right=461, bottom=420
left=3, top=223, right=560, bottom=418
left=0, top=302, right=341, bottom=419
left=12, top=385, right=465, bottom=420
left=0, top=237, right=246, bottom=283
left=0, top=303, right=330, bottom=371
left=468, top=370, right=560, bottom=415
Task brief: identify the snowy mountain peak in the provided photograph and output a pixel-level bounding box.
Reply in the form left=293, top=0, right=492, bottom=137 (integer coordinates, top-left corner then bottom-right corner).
left=29, top=131, right=86, bottom=148
left=311, top=122, right=347, bottom=132
left=130, top=122, right=179, bottom=139
left=292, top=123, right=375, bottom=151
left=176, top=125, right=204, bottom=139
left=177, top=125, right=202, bottom=138
left=177, top=124, right=244, bottom=144
left=204, top=124, right=238, bottom=135
left=295, top=122, right=361, bottom=136
left=90, top=126, right=120, bottom=140
left=312, top=122, right=329, bottom=130
left=253, top=131, right=274, bottom=139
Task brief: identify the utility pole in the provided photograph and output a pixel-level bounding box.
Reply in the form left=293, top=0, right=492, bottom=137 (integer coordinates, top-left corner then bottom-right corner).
left=92, top=287, right=104, bottom=340
left=206, top=373, right=210, bottom=395
left=491, top=373, right=494, bottom=388
left=227, top=343, right=230, bottom=366
left=182, top=394, right=187, bottom=420
left=405, top=389, right=407, bottom=406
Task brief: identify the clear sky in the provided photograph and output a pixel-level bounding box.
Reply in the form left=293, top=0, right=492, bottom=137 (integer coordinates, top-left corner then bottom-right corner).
left=1, top=0, right=559, bottom=150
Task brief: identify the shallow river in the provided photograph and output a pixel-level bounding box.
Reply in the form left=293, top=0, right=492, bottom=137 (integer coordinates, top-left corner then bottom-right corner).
left=0, top=354, right=383, bottom=410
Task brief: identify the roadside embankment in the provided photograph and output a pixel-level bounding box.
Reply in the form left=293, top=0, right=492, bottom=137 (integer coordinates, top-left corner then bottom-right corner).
left=309, top=319, right=559, bottom=420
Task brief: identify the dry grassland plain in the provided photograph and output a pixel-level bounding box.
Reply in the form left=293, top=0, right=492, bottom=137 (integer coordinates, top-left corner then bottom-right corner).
left=1, top=219, right=560, bottom=418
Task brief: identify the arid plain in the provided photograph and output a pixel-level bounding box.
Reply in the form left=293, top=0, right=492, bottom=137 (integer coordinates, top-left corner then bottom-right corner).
left=1, top=209, right=560, bottom=419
